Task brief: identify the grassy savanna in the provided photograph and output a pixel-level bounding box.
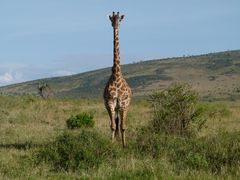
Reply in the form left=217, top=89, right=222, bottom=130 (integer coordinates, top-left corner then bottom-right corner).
left=0, top=93, right=239, bottom=179
left=0, top=50, right=240, bottom=179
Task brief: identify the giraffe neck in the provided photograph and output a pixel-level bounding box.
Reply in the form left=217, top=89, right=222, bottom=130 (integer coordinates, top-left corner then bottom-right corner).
left=112, top=27, right=122, bottom=76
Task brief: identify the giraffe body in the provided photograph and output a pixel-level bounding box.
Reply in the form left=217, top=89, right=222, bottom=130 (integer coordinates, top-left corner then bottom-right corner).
left=104, top=12, right=132, bottom=147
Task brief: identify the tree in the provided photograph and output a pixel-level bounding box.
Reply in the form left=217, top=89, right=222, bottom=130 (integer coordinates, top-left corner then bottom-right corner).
left=149, top=84, right=206, bottom=136
left=38, top=82, right=54, bottom=99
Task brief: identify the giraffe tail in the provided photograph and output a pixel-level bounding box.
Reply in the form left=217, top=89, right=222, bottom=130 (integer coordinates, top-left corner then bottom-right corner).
left=115, top=114, right=119, bottom=136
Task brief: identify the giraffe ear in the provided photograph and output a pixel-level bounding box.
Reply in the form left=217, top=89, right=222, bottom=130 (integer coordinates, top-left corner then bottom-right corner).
left=120, top=15, right=124, bottom=21
left=109, top=15, right=112, bottom=22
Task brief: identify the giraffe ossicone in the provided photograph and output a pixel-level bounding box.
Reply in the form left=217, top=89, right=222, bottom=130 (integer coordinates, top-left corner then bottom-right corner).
left=104, top=12, right=132, bottom=148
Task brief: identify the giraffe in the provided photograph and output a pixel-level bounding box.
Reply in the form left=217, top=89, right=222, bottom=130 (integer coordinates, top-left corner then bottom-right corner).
left=104, top=12, right=132, bottom=148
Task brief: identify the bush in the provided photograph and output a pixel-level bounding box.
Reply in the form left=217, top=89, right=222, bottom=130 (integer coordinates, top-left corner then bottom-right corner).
left=35, top=130, right=117, bottom=171
left=137, top=130, right=240, bottom=174
left=66, top=112, right=94, bottom=129
left=172, top=131, right=240, bottom=174
left=149, top=84, right=206, bottom=136
left=136, top=128, right=186, bottom=158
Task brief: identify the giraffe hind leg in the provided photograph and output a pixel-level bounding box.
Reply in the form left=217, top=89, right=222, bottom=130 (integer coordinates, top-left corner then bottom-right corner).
left=106, top=104, right=117, bottom=144
left=115, top=114, right=120, bottom=139
left=110, top=110, right=116, bottom=144
left=119, top=109, right=128, bottom=148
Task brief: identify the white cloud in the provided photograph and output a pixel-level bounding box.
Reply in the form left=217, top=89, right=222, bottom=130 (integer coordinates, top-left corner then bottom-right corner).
left=0, top=62, right=78, bottom=87
left=52, top=70, right=75, bottom=77
left=0, top=52, right=118, bottom=87
left=0, top=72, right=14, bottom=84
left=0, top=71, right=24, bottom=86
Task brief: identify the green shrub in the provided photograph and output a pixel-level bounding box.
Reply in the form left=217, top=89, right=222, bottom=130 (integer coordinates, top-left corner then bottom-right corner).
left=66, top=112, right=94, bottom=129
left=136, top=128, right=186, bottom=158
left=149, top=84, right=206, bottom=136
left=136, top=128, right=164, bottom=158
left=35, top=130, right=117, bottom=172
left=172, top=131, right=240, bottom=174
left=137, top=130, right=240, bottom=174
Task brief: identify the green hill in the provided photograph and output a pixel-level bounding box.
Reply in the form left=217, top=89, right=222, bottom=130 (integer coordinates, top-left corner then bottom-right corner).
left=1, top=50, right=240, bottom=101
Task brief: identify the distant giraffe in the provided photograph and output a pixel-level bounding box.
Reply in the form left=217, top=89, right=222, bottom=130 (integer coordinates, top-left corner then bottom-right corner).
left=104, top=12, right=132, bottom=147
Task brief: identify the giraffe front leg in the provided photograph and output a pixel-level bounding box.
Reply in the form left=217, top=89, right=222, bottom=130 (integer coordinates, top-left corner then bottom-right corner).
left=105, top=99, right=118, bottom=144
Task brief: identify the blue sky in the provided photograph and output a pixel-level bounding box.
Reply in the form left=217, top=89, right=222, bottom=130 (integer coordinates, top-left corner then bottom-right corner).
left=0, top=0, right=239, bottom=86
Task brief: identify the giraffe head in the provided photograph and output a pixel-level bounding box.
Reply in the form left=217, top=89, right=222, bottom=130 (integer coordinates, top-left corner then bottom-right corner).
left=109, top=12, right=124, bottom=29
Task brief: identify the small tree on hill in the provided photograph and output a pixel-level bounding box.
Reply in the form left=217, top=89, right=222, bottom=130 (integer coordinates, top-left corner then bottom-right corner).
left=38, top=82, right=54, bottom=99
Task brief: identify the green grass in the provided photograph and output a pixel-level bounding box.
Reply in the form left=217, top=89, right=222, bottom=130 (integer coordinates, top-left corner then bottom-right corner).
left=0, top=95, right=239, bottom=179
